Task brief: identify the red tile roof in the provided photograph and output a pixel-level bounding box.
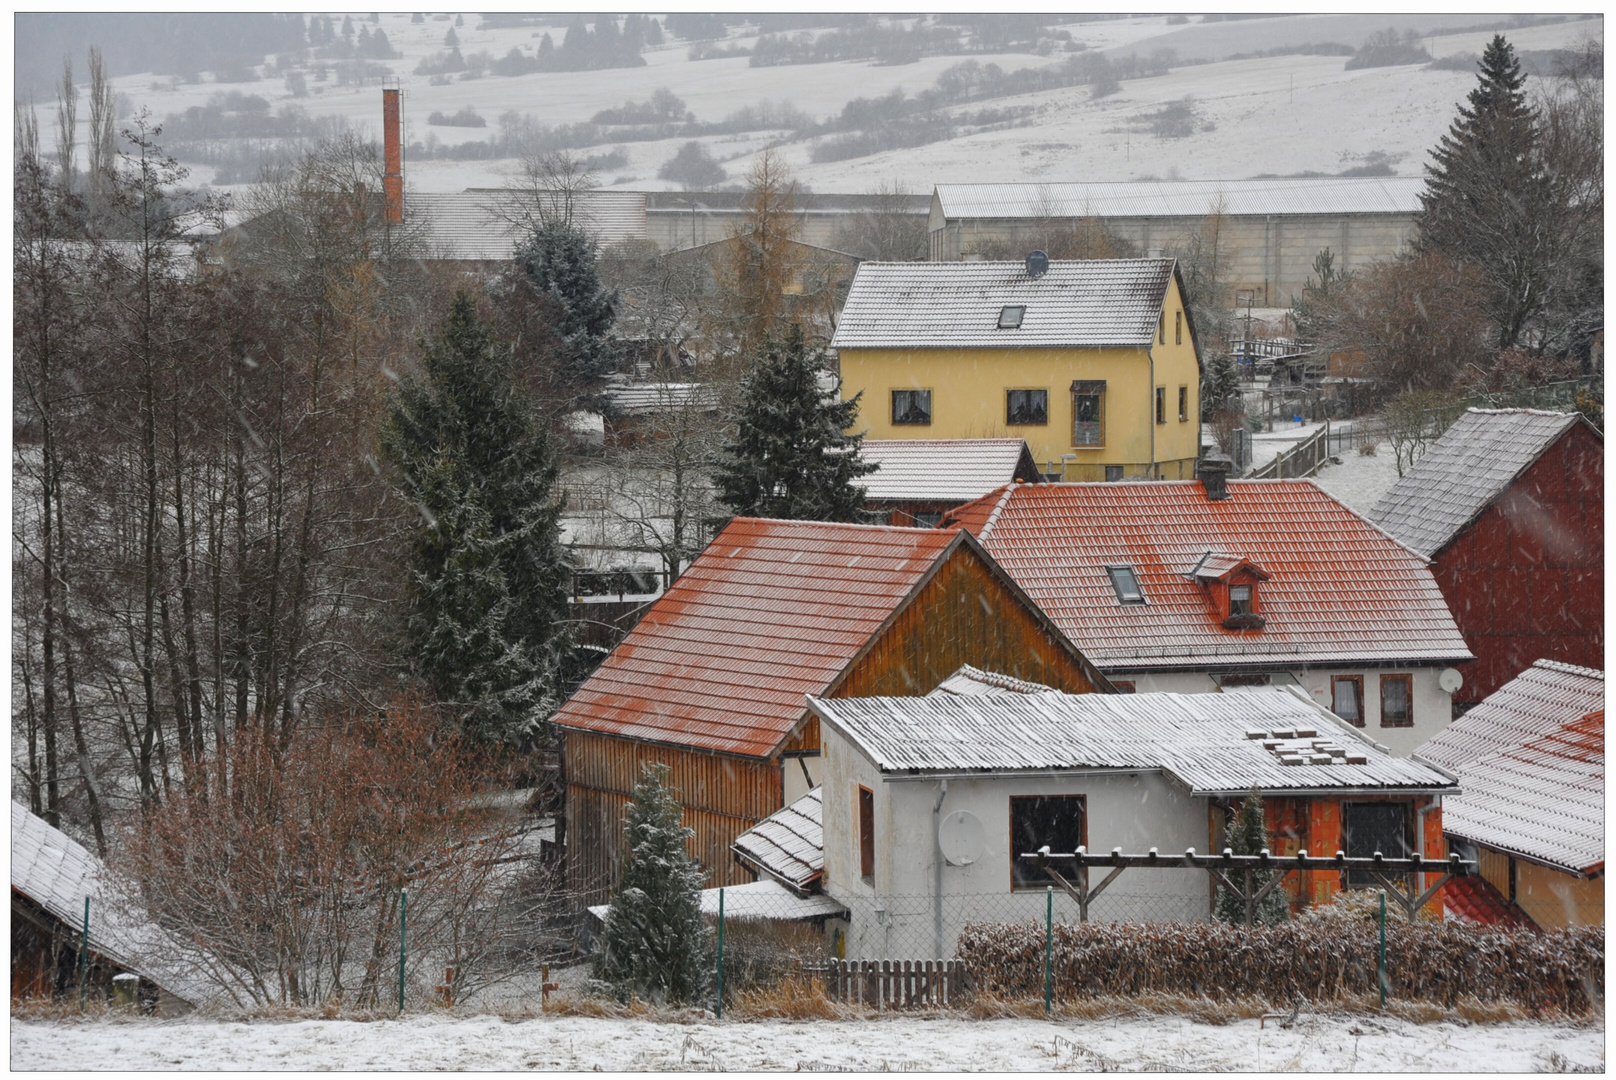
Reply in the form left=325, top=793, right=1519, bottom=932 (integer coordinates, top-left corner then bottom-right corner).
left=553, top=518, right=963, bottom=758
left=1443, top=873, right=1535, bottom=929
left=944, top=480, right=1472, bottom=671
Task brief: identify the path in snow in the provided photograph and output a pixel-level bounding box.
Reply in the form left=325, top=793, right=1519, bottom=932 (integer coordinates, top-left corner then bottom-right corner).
left=11, top=1012, right=1603, bottom=1072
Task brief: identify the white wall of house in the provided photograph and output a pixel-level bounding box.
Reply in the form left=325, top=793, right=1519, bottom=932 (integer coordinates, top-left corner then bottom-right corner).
left=820, top=723, right=1213, bottom=959
left=1109, top=666, right=1454, bottom=758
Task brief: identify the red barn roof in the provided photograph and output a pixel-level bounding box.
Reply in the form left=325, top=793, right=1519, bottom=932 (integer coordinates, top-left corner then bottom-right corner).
left=553, top=518, right=964, bottom=758
left=943, top=480, right=1472, bottom=672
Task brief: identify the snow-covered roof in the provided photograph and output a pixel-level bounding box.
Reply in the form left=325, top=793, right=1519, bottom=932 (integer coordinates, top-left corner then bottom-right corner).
left=603, top=382, right=717, bottom=415
left=11, top=803, right=214, bottom=1005
left=1441, top=710, right=1602, bottom=877
left=587, top=877, right=846, bottom=923
left=1416, top=659, right=1605, bottom=774
left=830, top=259, right=1175, bottom=350
left=731, top=788, right=823, bottom=895
left=411, top=190, right=648, bottom=261
left=933, top=178, right=1425, bottom=221
left=1368, top=409, right=1592, bottom=558
left=929, top=664, right=1059, bottom=698
left=858, top=439, right=1040, bottom=503
left=810, top=688, right=1455, bottom=796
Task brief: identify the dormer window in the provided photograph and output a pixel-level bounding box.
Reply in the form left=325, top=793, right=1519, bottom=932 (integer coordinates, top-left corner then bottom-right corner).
left=1189, top=551, right=1268, bottom=630
left=1106, top=565, right=1146, bottom=605
left=998, top=305, right=1025, bottom=329
left=1229, top=584, right=1254, bottom=617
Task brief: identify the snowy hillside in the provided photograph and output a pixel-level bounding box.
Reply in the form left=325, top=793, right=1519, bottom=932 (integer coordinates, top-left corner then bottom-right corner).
left=53, top=12, right=1602, bottom=196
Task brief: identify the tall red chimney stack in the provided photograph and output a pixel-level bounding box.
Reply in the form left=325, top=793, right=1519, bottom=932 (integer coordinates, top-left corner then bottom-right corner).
left=382, top=83, right=403, bottom=224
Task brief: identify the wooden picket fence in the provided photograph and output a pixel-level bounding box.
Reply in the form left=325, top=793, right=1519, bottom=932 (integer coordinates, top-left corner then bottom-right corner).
left=822, top=959, right=966, bottom=1008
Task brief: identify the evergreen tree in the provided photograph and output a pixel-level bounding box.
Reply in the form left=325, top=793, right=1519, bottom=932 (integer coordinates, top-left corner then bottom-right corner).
left=381, top=292, right=570, bottom=743
left=714, top=324, right=878, bottom=522
left=508, top=217, right=619, bottom=413
left=1417, top=35, right=1544, bottom=350
left=1214, top=789, right=1291, bottom=926
left=593, top=763, right=712, bottom=1005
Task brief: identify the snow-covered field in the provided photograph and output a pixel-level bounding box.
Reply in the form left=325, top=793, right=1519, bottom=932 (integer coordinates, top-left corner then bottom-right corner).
left=11, top=1011, right=1604, bottom=1072
left=1312, top=442, right=1407, bottom=516
left=66, top=13, right=1601, bottom=195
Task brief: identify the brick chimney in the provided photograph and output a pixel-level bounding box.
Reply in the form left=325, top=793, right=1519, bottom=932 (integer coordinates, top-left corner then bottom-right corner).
left=1197, top=449, right=1232, bottom=501
left=382, top=84, right=403, bottom=225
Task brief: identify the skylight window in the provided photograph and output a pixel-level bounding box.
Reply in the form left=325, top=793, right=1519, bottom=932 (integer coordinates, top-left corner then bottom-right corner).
left=1106, top=566, right=1146, bottom=605
left=998, top=305, right=1025, bottom=329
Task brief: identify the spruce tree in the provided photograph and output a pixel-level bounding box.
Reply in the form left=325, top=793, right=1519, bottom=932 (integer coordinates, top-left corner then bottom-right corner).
left=714, top=324, right=878, bottom=522
left=593, top=763, right=713, bottom=1005
left=508, top=217, right=619, bottom=412
left=1417, top=35, right=1543, bottom=349
left=381, top=292, right=570, bottom=743
left=1214, top=789, right=1291, bottom=925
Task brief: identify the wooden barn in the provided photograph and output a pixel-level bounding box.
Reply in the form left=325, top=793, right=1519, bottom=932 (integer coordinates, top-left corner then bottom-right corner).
left=1370, top=409, right=1603, bottom=710
left=551, top=517, right=1110, bottom=901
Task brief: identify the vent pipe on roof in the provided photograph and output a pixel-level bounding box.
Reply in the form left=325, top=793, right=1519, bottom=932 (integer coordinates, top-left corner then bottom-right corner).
left=1197, top=449, right=1232, bottom=501
left=383, top=82, right=403, bottom=225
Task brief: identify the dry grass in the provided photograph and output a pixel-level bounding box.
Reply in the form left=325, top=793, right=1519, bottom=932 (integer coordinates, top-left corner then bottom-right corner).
left=726, top=977, right=844, bottom=1021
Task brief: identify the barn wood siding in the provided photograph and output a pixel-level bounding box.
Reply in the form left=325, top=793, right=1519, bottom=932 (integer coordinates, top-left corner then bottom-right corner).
left=565, top=731, right=782, bottom=899
left=1433, top=424, right=1603, bottom=705
left=837, top=546, right=1102, bottom=698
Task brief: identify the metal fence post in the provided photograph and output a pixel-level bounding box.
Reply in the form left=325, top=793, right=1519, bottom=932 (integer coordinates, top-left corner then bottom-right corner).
left=1378, top=890, right=1387, bottom=1007
left=78, top=897, right=90, bottom=1012
left=1044, top=886, right=1053, bottom=1016
left=715, top=887, right=725, bottom=1019
left=398, top=887, right=408, bottom=1014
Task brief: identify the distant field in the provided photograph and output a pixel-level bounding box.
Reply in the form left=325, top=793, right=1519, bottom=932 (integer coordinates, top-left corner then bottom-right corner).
left=46, top=13, right=1603, bottom=195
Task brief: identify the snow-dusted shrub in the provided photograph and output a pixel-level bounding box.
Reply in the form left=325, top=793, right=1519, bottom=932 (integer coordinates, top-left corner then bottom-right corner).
left=957, top=919, right=1603, bottom=1014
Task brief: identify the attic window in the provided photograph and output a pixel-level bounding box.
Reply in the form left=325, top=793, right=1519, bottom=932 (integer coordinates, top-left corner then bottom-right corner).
left=1106, top=565, right=1146, bottom=605
left=998, top=305, right=1025, bottom=329
left=1229, top=584, right=1254, bottom=617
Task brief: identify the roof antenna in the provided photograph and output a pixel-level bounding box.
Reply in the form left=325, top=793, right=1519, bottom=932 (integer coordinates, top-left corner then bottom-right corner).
left=1025, top=250, right=1049, bottom=279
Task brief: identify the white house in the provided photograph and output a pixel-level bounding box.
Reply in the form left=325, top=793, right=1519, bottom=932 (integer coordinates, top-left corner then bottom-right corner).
left=805, top=687, right=1457, bottom=959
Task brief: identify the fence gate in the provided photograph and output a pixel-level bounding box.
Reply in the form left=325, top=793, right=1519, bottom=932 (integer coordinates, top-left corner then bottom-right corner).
left=824, top=959, right=963, bottom=1008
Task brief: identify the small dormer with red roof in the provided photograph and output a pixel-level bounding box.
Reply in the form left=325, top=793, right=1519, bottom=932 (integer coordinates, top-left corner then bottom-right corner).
left=1189, top=551, right=1271, bottom=630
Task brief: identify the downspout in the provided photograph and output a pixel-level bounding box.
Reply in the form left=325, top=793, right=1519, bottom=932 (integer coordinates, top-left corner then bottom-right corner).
left=1149, top=346, right=1157, bottom=480
left=933, top=779, right=948, bottom=958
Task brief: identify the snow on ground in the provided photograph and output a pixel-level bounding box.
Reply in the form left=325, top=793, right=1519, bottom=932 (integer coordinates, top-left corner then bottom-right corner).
left=11, top=1011, right=1604, bottom=1072
left=1311, top=441, right=1407, bottom=516
left=1250, top=420, right=1327, bottom=470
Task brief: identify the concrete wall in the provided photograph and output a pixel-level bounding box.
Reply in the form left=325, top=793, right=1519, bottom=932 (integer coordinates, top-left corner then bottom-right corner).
left=820, top=723, right=1211, bottom=959
left=933, top=213, right=1417, bottom=307
left=1114, top=665, right=1453, bottom=758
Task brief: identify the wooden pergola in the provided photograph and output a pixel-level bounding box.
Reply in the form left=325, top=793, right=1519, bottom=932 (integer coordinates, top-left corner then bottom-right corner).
left=1025, top=846, right=1476, bottom=925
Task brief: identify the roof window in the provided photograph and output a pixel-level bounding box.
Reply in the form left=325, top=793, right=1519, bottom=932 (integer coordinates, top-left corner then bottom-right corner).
left=998, top=305, right=1025, bottom=329
left=1106, top=565, right=1146, bottom=605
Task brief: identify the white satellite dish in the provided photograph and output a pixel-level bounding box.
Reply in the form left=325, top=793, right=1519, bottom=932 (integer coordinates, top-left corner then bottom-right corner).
left=1438, top=668, right=1464, bottom=694
left=938, top=810, right=986, bottom=866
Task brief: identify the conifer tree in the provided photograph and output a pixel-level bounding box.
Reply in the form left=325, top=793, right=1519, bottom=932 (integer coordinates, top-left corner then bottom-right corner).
left=1417, top=35, right=1544, bottom=350
left=593, top=763, right=712, bottom=1004
left=381, top=292, right=569, bottom=743
left=508, top=216, right=619, bottom=413
left=714, top=324, right=878, bottom=522
left=1214, top=789, right=1291, bottom=925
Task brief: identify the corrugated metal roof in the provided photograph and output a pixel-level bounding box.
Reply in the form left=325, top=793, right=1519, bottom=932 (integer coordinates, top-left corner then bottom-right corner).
left=731, top=787, right=823, bottom=895
left=829, top=259, right=1174, bottom=350
left=552, top=518, right=963, bottom=758
left=933, top=178, right=1426, bottom=220
left=1369, top=409, right=1589, bottom=557
left=810, top=688, right=1454, bottom=795
left=1441, top=710, right=1603, bottom=876
left=603, top=382, right=716, bottom=415
left=410, top=190, right=648, bottom=261
left=1417, top=659, right=1605, bottom=774
left=930, top=664, right=1059, bottom=698
left=859, top=439, right=1039, bottom=503
left=946, top=481, right=1472, bottom=671
left=11, top=803, right=213, bottom=1005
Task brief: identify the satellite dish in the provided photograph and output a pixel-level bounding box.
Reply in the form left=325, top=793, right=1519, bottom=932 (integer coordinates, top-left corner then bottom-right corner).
left=938, top=810, right=986, bottom=866
left=1025, top=250, right=1049, bottom=279
left=1438, top=668, right=1464, bottom=694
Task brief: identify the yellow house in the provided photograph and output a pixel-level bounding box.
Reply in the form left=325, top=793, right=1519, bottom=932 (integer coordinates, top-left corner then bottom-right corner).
left=831, top=257, right=1202, bottom=481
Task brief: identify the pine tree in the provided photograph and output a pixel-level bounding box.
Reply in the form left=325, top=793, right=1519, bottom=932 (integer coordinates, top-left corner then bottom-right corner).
left=381, top=292, right=570, bottom=744
left=508, top=217, right=619, bottom=413
left=593, top=763, right=713, bottom=1005
left=714, top=324, right=878, bottom=522
left=1214, top=789, right=1291, bottom=925
left=1417, top=35, right=1544, bottom=350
